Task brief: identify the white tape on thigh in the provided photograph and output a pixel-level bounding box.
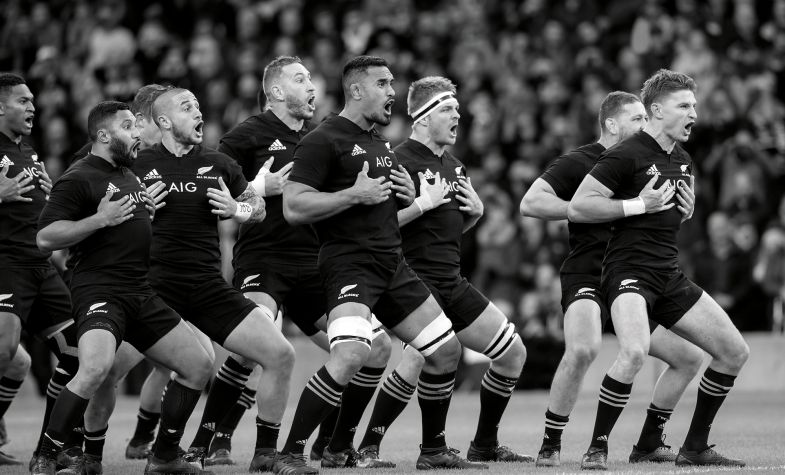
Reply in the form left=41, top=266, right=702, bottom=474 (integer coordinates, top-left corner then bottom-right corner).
left=370, top=313, right=385, bottom=341
left=482, top=321, right=519, bottom=361
left=327, top=316, right=372, bottom=350
left=409, top=313, right=455, bottom=357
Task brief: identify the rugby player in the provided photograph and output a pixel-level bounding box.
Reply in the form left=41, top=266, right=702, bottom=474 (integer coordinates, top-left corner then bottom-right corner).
left=0, top=73, right=82, bottom=469
left=355, top=76, right=532, bottom=467
left=520, top=91, right=704, bottom=467
left=569, top=69, right=749, bottom=469
left=282, top=56, right=485, bottom=473
left=34, top=101, right=215, bottom=475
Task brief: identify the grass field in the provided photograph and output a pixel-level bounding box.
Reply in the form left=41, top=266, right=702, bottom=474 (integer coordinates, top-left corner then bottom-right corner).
left=2, top=387, right=783, bottom=474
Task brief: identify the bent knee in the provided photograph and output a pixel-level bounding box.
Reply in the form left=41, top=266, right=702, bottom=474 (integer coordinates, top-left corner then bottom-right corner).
left=79, top=362, right=113, bottom=388
left=425, top=336, right=461, bottom=370
left=566, top=342, right=600, bottom=367
left=496, top=337, right=526, bottom=373
left=725, top=339, right=750, bottom=370
left=331, top=343, right=370, bottom=375
left=272, top=340, right=296, bottom=372
left=367, top=332, right=392, bottom=366
left=618, top=346, right=648, bottom=371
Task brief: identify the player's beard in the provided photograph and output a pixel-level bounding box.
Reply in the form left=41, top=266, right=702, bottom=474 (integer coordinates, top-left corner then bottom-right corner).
left=109, top=137, right=135, bottom=167
left=285, top=93, right=313, bottom=121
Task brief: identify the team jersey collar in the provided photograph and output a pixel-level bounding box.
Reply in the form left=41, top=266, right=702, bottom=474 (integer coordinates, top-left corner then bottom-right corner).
left=405, top=137, right=445, bottom=162
left=155, top=142, right=201, bottom=159
left=638, top=130, right=676, bottom=156
left=0, top=130, right=23, bottom=148
left=332, top=115, right=381, bottom=138
left=262, top=109, right=310, bottom=138
left=84, top=153, right=123, bottom=172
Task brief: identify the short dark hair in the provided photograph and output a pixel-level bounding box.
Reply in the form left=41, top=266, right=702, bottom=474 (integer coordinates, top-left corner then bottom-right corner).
left=341, top=55, right=389, bottom=99
left=87, top=101, right=131, bottom=142
left=598, top=91, right=641, bottom=133
left=640, top=69, right=697, bottom=116
left=407, top=76, right=457, bottom=116
left=0, top=73, right=26, bottom=100
left=260, top=56, right=303, bottom=110
left=131, top=84, right=172, bottom=119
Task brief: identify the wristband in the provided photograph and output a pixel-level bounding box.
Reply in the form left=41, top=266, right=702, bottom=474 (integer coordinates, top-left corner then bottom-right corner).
left=622, top=197, right=646, bottom=217
left=251, top=168, right=269, bottom=197
left=413, top=194, right=434, bottom=214
left=234, top=201, right=253, bottom=222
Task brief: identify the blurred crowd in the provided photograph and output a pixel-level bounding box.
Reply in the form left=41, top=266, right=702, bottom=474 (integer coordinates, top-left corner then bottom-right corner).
left=2, top=0, right=785, bottom=346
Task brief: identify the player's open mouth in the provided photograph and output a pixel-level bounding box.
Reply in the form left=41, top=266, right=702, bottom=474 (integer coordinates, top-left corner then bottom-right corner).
left=384, top=99, right=394, bottom=115
left=194, top=121, right=204, bottom=136
left=684, top=121, right=694, bottom=134
left=307, top=95, right=316, bottom=110
left=449, top=124, right=458, bottom=137
left=131, top=140, right=141, bottom=154
left=24, top=115, right=34, bottom=127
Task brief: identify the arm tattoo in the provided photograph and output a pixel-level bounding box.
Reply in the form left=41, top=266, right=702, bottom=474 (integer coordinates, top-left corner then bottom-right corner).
left=237, top=184, right=266, bottom=222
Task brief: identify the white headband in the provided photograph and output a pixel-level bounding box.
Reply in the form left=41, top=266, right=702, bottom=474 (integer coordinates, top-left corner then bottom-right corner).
left=411, top=91, right=458, bottom=124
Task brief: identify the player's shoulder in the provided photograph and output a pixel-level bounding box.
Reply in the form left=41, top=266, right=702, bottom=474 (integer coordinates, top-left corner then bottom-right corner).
left=221, top=114, right=265, bottom=144
left=200, top=146, right=237, bottom=166
left=299, top=117, right=342, bottom=146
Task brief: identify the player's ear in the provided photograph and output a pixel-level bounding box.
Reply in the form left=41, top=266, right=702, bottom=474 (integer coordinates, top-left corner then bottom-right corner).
left=97, top=128, right=110, bottom=144
left=605, top=117, right=616, bottom=135
left=270, top=84, right=284, bottom=102
left=351, top=83, right=362, bottom=100
left=650, top=102, right=663, bottom=119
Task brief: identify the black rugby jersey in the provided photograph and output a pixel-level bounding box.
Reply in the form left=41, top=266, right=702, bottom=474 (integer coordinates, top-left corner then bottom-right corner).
left=541, top=142, right=611, bottom=276
left=132, top=144, right=248, bottom=278
left=289, top=115, right=403, bottom=261
left=218, top=110, right=318, bottom=262
left=38, top=154, right=151, bottom=291
left=589, top=130, right=693, bottom=271
left=0, top=132, right=50, bottom=267
left=396, top=139, right=466, bottom=282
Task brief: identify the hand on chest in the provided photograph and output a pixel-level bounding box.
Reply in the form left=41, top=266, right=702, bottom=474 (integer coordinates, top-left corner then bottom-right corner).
left=636, top=160, right=692, bottom=196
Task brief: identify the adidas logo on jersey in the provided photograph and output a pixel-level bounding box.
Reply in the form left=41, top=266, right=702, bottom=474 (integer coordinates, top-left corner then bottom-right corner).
left=268, top=139, right=286, bottom=151
left=106, top=182, right=120, bottom=193
left=424, top=169, right=435, bottom=180
left=645, top=164, right=660, bottom=176
left=351, top=144, right=366, bottom=156
left=0, top=155, right=14, bottom=167
left=144, top=169, right=162, bottom=180
left=197, top=166, right=214, bottom=175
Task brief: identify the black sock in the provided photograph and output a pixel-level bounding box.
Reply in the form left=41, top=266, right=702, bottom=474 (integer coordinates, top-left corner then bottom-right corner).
left=36, top=365, right=73, bottom=453
left=0, top=376, right=23, bottom=419
left=418, top=371, right=455, bottom=450
left=255, top=417, right=281, bottom=450
left=314, top=405, right=339, bottom=448
left=39, top=387, right=89, bottom=459
left=281, top=366, right=345, bottom=455
left=132, top=407, right=161, bottom=443
left=636, top=403, right=673, bottom=451
left=684, top=368, right=736, bottom=452
left=190, top=357, right=252, bottom=449
left=589, top=375, right=632, bottom=451
left=328, top=366, right=384, bottom=452
left=359, top=370, right=415, bottom=450
left=152, top=380, right=201, bottom=462
left=473, top=368, right=518, bottom=448
left=542, top=409, right=569, bottom=449
left=63, top=415, right=85, bottom=451
left=210, top=387, right=256, bottom=453
left=83, top=426, right=107, bottom=459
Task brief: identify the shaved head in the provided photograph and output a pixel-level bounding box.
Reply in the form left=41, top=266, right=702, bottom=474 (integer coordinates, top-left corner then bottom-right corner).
left=151, top=88, right=189, bottom=126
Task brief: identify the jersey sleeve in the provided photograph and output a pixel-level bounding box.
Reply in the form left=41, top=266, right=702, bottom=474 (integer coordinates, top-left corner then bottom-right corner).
left=540, top=154, right=589, bottom=200
left=38, top=176, right=93, bottom=229
left=588, top=152, right=634, bottom=194
left=218, top=127, right=251, bottom=166
left=289, top=134, right=333, bottom=190
left=222, top=155, right=249, bottom=199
